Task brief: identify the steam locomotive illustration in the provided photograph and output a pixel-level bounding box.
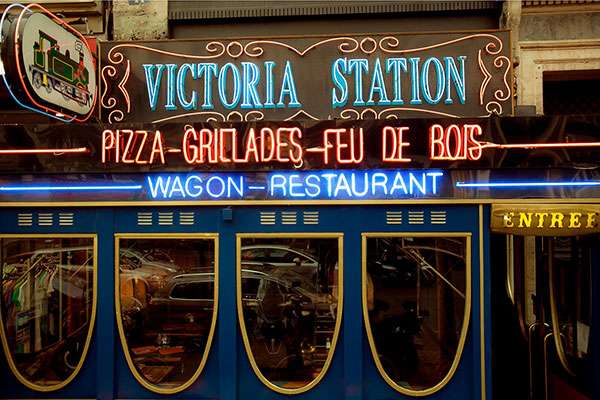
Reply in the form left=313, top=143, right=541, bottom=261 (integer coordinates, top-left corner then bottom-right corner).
left=29, top=30, right=91, bottom=107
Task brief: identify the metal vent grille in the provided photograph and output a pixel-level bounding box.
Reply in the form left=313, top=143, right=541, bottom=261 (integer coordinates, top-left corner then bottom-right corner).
left=137, top=212, right=153, bottom=226
left=179, top=212, right=195, bottom=225
left=408, top=211, right=425, bottom=225
left=430, top=211, right=447, bottom=225
left=17, top=213, right=33, bottom=227
left=303, top=211, right=319, bottom=225
left=158, top=212, right=174, bottom=226
left=58, top=213, right=74, bottom=226
left=38, top=213, right=53, bottom=226
left=260, top=212, right=276, bottom=225
left=386, top=211, right=403, bottom=225
left=281, top=212, right=297, bottom=225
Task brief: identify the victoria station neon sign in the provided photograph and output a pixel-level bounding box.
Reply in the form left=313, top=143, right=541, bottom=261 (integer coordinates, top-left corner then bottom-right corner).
left=100, top=31, right=513, bottom=123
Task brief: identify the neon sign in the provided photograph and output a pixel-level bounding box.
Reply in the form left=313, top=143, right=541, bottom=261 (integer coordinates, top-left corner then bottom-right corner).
left=100, top=124, right=485, bottom=167
left=93, top=121, right=600, bottom=170
left=100, top=32, right=512, bottom=123
left=145, top=170, right=444, bottom=200
left=0, top=3, right=97, bottom=122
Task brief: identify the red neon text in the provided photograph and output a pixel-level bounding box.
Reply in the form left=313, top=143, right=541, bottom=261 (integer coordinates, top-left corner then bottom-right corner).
left=429, top=124, right=483, bottom=161
left=382, top=126, right=411, bottom=162
left=102, top=129, right=166, bottom=165
left=182, top=127, right=303, bottom=164
left=306, top=128, right=364, bottom=164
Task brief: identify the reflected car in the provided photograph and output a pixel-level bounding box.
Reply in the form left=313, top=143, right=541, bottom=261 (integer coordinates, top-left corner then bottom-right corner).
left=241, top=245, right=318, bottom=273
left=146, top=268, right=319, bottom=323
left=119, top=248, right=179, bottom=295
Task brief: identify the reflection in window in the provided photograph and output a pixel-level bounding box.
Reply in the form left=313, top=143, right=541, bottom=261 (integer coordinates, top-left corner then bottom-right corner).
left=0, top=237, right=95, bottom=389
left=365, top=235, right=468, bottom=393
left=239, top=237, right=341, bottom=392
left=117, top=237, right=216, bottom=392
left=549, top=236, right=594, bottom=379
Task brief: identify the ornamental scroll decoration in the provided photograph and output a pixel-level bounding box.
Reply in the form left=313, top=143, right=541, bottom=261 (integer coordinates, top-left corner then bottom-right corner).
left=99, top=31, right=512, bottom=123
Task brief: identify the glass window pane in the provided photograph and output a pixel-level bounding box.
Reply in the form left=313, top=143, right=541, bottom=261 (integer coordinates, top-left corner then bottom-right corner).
left=239, top=236, right=341, bottom=393
left=117, top=237, right=217, bottom=393
left=365, top=235, right=469, bottom=393
left=550, top=236, right=595, bottom=367
left=0, top=236, right=95, bottom=390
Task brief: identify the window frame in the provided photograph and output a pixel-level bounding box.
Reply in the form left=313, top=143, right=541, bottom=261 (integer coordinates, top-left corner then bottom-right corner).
left=0, top=233, right=97, bottom=392
left=114, top=233, right=219, bottom=395
left=361, top=232, right=472, bottom=396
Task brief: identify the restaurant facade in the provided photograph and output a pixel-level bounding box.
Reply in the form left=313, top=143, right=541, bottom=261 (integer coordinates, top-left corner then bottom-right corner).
left=0, top=2, right=597, bottom=399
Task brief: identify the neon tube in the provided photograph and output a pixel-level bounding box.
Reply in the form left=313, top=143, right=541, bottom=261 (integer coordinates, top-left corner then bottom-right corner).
left=481, top=141, right=600, bottom=149
left=456, top=181, right=600, bottom=188
left=0, top=4, right=77, bottom=122
left=0, top=185, right=143, bottom=192
left=0, top=148, right=89, bottom=154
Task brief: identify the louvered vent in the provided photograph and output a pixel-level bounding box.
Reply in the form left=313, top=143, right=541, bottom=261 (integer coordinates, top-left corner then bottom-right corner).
left=281, top=211, right=297, bottom=225
left=38, top=213, right=53, bottom=226
left=179, top=212, right=195, bottom=225
left=158, top=212, right=174, bottom=226
left=137, top=212, right=153, bottom=226
left=58, top=213, right=74, bottom=226
left=430, top=211, right=447, bottom=225
left=17, top=213, right=33, bottom=227
left=302, top=211, right=319, bottom=225
left=260, top=211, right=276, bottom=225
left=408, top=211, right=425, bottom=225
left=386, top=211, right=403, bottom=225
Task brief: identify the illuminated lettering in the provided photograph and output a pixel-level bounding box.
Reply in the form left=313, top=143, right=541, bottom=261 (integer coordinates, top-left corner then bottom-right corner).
left=143, top=61, right=301, bottom=112
left=165, top=64, right=178, bottom=111
left=367, top=58, right=390, bottom=105
left=320, top=128, right=364, bottom=164
left=143, top=64, right=165, bottom=111
left=429, top=124, right=484, bottom=161
left=218, top=63, right=241, bottom=109
left=197, top=63, right=218, bottom=109
left=149, top=130, right=166, bottom=164
left=535, top=212, right=549, bottom=228
left=568, top=212, right=582, bottom=228
left=331, top=58, right=348, bottom=108
left=586, top=212, right=597, bottom=228
left=421, top=57, right=445, bottom=104
left=102, top=129, right=165, bottom=165
left=550, top=212, right=564, bottom=228
left=177, top=63, right=197, bottom=110
left=386, top=58, right=407, bottom=104
left=241, top=62, right=262, bottom=108
left=503, top=212, right=514, bottom=228
left=147, top=174, right=244, bottom=199
left=331, top=56, right=467, bottom=107
left=382, top=126, right=411, bottom=162
left=518, top=212, right=533, bottom=228
left=145, top=171, right=443, bottom=200
left=278, top=61, right=301, bottom=108
left=445, top=56, right=466, bottom=104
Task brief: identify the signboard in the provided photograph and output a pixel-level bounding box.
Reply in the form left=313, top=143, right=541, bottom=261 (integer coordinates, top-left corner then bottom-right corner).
left=0, top=115, right=599, bottom=203
left=491, top=205, right=600, bottom=236
left=0, top=3, right=97, bottom=121
left=100, top=31, right=512, bottom=123
left=1, top=117, right=600, bottom=174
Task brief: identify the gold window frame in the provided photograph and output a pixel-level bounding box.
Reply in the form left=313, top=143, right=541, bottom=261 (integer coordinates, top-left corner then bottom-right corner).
left=0, top=233, right=97, bottom=392
left=236, top=232, right=344, bottom=395
left=361, top=232, right=472, bottom=396
left=114, top=233, right=219, bottom=395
